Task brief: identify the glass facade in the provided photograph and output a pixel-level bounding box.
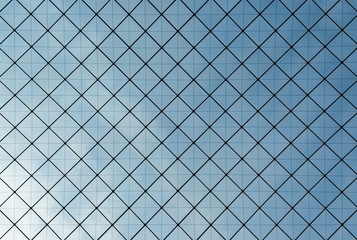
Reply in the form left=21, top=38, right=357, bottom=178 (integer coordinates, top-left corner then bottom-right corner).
left=0, top=0, right=356, bottom=239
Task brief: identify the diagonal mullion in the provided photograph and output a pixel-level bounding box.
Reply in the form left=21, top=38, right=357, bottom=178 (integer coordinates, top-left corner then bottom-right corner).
left=188, top=69, right=357, bottom=238
left=85, top=3, right=354, bottom=232
left=221, top=83, right=357, bottom=236
left=0, top=1, right=355, bottom=239
left=0, top=118, right=104, bottom=239
left=0, top=2, right=350, bottom=239
left=69, top=4, right=264, bottom=238
left=210, top=0, right=357, bottom=135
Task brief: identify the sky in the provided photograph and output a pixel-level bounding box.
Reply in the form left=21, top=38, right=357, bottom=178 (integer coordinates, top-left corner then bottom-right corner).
left=0, top=0, right=356, bottom=239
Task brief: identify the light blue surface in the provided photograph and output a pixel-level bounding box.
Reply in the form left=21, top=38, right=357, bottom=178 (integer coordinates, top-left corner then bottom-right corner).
left=0, top=0, right=356, bottom=239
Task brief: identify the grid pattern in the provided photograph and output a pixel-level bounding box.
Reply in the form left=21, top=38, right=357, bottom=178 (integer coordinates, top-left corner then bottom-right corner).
left=0, top=0, right=356, bottom=239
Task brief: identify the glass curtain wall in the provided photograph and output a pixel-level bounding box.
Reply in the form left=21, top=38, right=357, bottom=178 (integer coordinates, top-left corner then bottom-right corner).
left=0, top=0, right=356, bottom=239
